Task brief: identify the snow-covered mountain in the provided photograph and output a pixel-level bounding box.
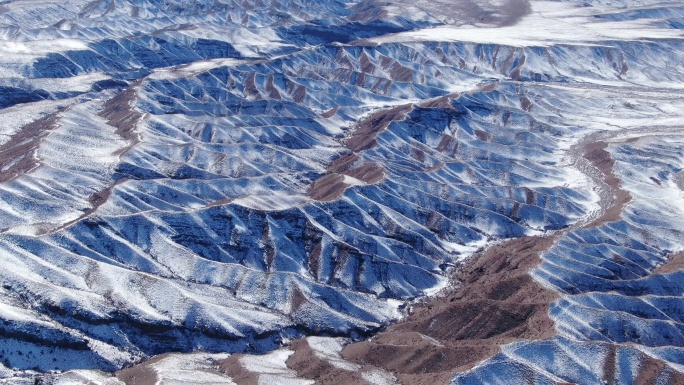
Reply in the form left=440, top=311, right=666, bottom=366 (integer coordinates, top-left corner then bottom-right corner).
left=0, top=0, right=683, bottom=383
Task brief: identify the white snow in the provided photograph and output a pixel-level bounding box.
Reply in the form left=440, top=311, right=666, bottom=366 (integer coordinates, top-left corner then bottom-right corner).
left=148, top=59, right=257, bottom=80
left=361, top=369, right=399, bottom=385
left=342, top=175, right=368, bottom=187
left=238, top=349, right=314, bottom=385
left=370, top=1, right=684, bottom=47
left=306, top=337, right=361, bottom=371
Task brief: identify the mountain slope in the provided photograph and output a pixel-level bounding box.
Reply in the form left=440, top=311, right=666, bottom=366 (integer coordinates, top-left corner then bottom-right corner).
left=0, top=0, right=683, bottom=383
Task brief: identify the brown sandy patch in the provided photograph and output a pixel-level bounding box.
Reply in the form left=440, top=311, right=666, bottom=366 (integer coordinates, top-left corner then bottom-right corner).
left=359, top=52, right=376, bottom=73
left=207, top=197, right=236, bottom=208
left=287, top=81, right=307, bottom=103
left=474, top=129, right=492, bottom=142
left=510, top=54, right=527, bottom=81
left=602, top=340, right=684, bottom=385
left=219, top=356, right=259, bottom=385
left=320, top=106, right=339, bottom=118
left=269, top=235, right=561, bottom=385
left=345, top=162, right=385, bottom=184
left=0, top=111, right=61, bottom=183
left=346, top=104, right=412, bottom=152
left=306, top=101, right=412, bottom=202
left=307, top=174, right=349, bottom=201
left=88, top=177, right=128, bottom=211
left=389, top=62, right=413, bottom=82
left=308, top=159, right=385, bottom=202
left=116, top=354, right=169, bottom=385
left=266, top=74, right=282, bottom=100
left=99, top=81, right=143, bottom=143
left=286, top=339, right=371, bottom=385
left=426, top=163, right=445, bottom=172
left=244, top=73, right=260, bottom=100
left=328, top=153, right=361, bottom=174
left=309, top=82, right=498, bottom=203
left=653, top=251, right=684, bottom=275
left=633, top=353, right=684, bottom=385
left=583, top=141, right=632, bottom=228
left=520, top=95, right=532, bottom=111
left=340, top=235, right=560, bottom=379
left=673, top=171, right=684, bottom=192
left=420, top=95, right=455, bottom=109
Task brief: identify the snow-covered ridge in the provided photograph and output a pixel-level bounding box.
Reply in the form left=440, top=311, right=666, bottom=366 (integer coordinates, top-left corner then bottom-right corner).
left=0, top=0, right=682, bottom=382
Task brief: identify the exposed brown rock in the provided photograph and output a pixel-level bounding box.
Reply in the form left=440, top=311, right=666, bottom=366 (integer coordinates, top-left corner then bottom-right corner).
left=478, top=82, right=498, bottom=93
left=208, top=197, right=236, bottom=207
left=88, top=177, right=128, bottom=210
left=43, top=177, right=130, bottom=235
left=349, top=0, right=389, bottom=23
left=379, top=55, right=393, bottom=69
left=150, top=23, right=197, bottom=36
left=602, top=344, right=618, bottom=385
left=397, top=372, right=457, bottom=385
left=368, top=77, right=391, bottom=95
left=291, top=286, right=309, bottom=312
left=343, top=330, right=503, bottom=374
left=308, top=240, right=322, bottom=279
left=309, top=101, right=405, bottom=202
left=336, top=49, right=355, bottom=70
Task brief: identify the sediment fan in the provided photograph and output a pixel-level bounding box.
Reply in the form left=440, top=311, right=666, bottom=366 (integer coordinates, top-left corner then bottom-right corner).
left=0, top=0, right=682, bottom=384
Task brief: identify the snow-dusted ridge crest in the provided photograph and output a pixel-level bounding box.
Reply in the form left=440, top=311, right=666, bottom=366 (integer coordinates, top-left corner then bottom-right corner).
left=0, top=0, right=682, bottom=383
